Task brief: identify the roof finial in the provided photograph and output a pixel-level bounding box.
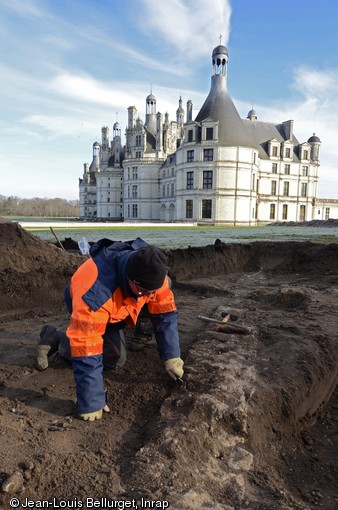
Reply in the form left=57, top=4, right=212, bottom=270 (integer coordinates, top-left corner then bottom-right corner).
left=219, top=34, right=222, bottom=45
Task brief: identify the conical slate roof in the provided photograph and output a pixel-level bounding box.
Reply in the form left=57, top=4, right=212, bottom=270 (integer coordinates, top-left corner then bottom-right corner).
left=195, top=51, right=256, bottom=149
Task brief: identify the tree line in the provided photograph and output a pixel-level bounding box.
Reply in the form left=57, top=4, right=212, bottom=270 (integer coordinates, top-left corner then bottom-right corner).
left=0, top=195, right=80, bottom=218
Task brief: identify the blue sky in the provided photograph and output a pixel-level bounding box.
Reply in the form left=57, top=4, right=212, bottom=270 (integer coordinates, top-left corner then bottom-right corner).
left=1, top=0, right=338, bottom=200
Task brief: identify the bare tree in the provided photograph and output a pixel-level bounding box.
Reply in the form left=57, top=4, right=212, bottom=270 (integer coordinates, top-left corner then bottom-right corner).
left=0, top=195, right=79, bottom=218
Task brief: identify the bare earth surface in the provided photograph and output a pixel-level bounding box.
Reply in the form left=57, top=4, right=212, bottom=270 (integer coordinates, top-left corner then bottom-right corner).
left=0, top=222, right=337, bottom=510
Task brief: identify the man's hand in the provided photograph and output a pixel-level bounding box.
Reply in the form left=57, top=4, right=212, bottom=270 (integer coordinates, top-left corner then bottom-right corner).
left=79, top=404, right=110, bottom=421
left=165, top=357, right=184, bottom=380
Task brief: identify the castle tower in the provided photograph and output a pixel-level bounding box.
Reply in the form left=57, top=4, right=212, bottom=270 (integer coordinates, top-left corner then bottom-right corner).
left=145, top=92, right=157, bottom=136
left=308, top=133, right=321, bottom=161
left=89, top=142, right=100, bottom=173
left=176, top=96, right=185, bottom=126
left=195, top=44, right=255, bottom=148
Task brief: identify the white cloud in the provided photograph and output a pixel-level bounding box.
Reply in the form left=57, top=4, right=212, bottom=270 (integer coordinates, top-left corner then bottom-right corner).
left=139, top=0, right=231, bottom=60
left=292, top=67, right=338, bottom=98
left=236, top=65, right=338, bottom=199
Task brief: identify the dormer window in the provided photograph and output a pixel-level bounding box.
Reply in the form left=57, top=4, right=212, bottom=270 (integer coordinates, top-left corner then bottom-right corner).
left=299, top=144, right=310, bottom=161
left=269, top=139, right=280, bottom=158
left=206, top=127, right=213, bottom=140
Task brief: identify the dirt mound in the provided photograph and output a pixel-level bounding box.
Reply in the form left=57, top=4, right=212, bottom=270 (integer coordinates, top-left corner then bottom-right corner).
left=0, top=225, right=337, bottom=509
left=167, top=240, right=338, bottom=281
left=0, top=223, right=82, bottom=315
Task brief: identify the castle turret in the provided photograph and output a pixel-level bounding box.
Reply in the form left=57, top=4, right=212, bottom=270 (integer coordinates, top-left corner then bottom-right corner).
left=113, top=121, right=121, bottom=138
left=195, top=44, right=255, bottom=148
left=111, top=122, right=123, bottom=166
left=145, top=92, right=157, bottom=136
left=156, top=112, right=163, bottom=153
left=308, top=133, right=321, bottom=161
left=247, top=109, right=257, bottom=121
left=176, top=96, right=185, bottom=126
left=89, top=141, right=100, bottom=172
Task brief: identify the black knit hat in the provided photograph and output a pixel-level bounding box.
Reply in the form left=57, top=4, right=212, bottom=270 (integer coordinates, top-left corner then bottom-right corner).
left=127, top=246, right=168, bottom=290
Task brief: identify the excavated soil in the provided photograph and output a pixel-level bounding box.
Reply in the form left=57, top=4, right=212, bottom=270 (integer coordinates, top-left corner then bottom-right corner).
left=0, top=222, right=337, bottom=510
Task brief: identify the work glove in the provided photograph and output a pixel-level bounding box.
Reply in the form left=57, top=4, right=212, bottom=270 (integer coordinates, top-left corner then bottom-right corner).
left=165, top=357, right=184, bottom=380
left=79, top=404, right=110, bottom=421
left=36, top=345, right=51, bottom=371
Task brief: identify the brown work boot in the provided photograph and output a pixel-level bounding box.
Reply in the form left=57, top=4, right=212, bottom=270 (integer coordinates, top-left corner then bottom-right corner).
left=35, top=324, right=59, bottom=371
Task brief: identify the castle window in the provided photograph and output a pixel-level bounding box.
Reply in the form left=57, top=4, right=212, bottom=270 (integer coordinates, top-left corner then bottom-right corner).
left=302, top=166, right=308, bottom=176
left=285, top=147, right=291, bottom=158
left=270, top=204, right=276, bottom=220
left=187, top=171, right=194, bottom=189
left=303, top=149, right=309, bottom=160
left=282, top=204, right=288, bottom=220
left=299, top=205, right=306, bottom=221
left=132, top=204, right=138, bottom=218
left=136, top=151, right=141, bottom=158
left=187, top=150, right=194, bottom=163
left=325, top=207, right=330, bottom=220
left=136, top=135, right=141, bottom=146
left=272, top=146, right=278, bottom=157
left=132, top=185, right=138, bottom=199
left=202, top=199, right=212, bottom=219
left=203, top=149, right=213, bottom=161
left=283, top=181, right=289, bottom=196
left=206, top=127, right=213, bottom=140
left=272, top=163, right=278, bottom=173
left=301, top=183, right=307, bottom=198
left=188, top=130, right=193, bottom=142
left=132, top=167, right=138, bottom=179
left=203, top=171, right=213, bottom=189
left=284, top=164, right=290, bottom=175
left=271, top=181, right=277, bottom=196
left=186, top=200, right=193, bottom=219
left=171, top=182, right=175, bottom=197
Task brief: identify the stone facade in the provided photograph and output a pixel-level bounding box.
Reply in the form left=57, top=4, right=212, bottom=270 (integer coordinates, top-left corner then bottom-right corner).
left=79, top=43, right=336, bottom=224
